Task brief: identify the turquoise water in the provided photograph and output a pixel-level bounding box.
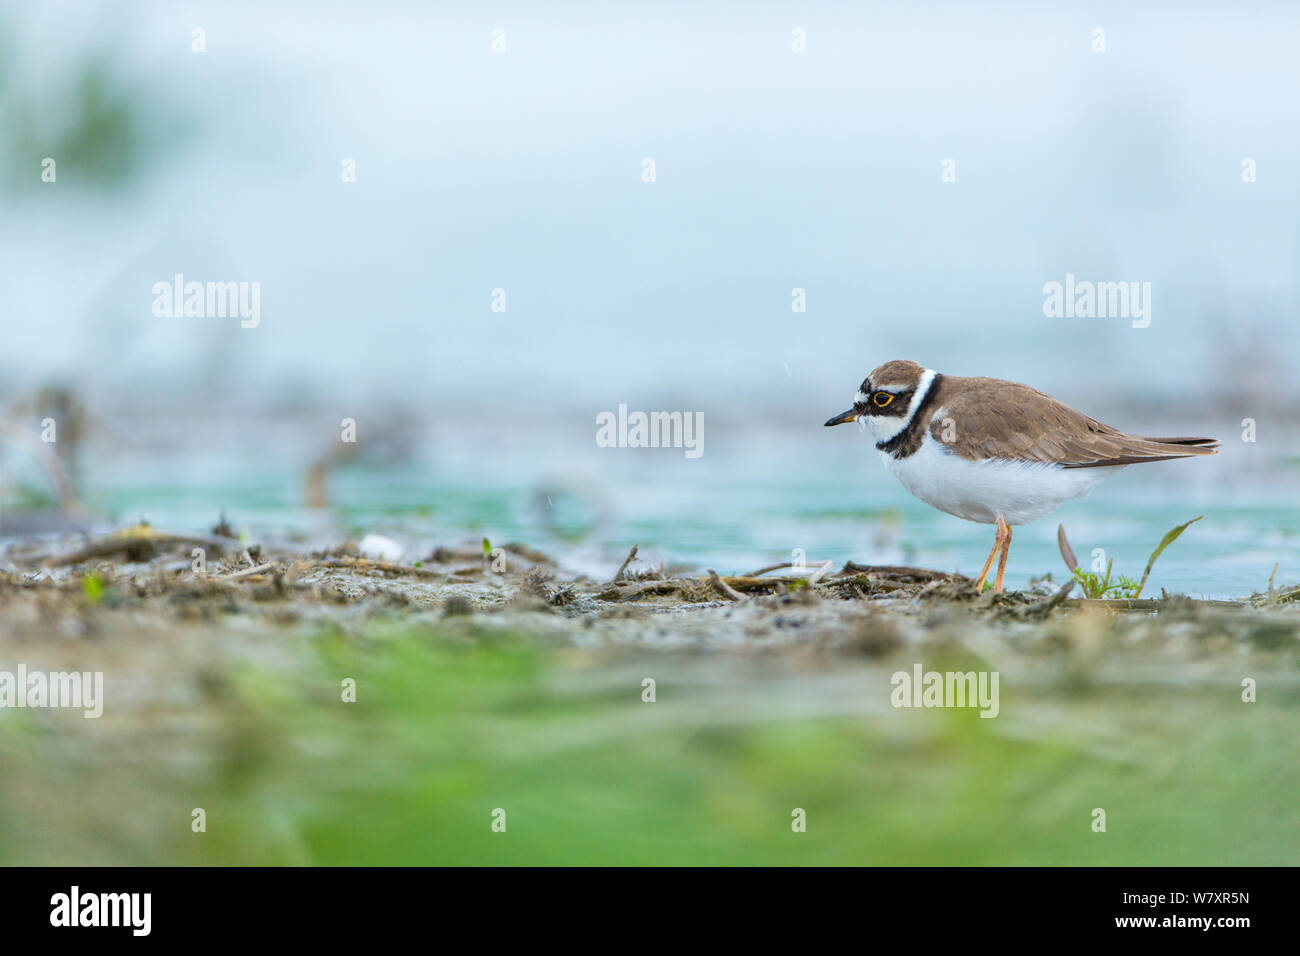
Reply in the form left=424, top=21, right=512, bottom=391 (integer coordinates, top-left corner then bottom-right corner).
left=67, top=426, right=1300, bottom=600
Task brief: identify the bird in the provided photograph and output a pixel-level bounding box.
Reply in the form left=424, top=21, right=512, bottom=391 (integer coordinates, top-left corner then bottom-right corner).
left=824, top=360, right=1218, bottom=594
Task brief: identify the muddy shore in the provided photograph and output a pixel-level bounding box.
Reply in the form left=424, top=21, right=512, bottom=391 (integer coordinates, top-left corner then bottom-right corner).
left=3, top=523, right=1297, bottom=655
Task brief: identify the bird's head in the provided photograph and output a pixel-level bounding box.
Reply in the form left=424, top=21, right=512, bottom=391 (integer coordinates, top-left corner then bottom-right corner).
left=824, top=360, right=934, bottom=442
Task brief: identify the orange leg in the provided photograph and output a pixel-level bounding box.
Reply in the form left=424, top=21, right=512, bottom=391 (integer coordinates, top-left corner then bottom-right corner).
left=972, top=534, right=1001, bottom=591
left=992, top=520, right=1012, bottom=594
left=972, top=517, right=1010, bottom=592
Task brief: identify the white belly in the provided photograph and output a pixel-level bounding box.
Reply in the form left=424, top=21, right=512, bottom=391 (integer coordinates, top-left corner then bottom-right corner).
left=881, top=435, right=1117, bottom=525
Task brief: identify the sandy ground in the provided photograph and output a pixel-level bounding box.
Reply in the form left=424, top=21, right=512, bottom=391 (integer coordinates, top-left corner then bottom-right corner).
left=2, top=525, right=1297, bottom=661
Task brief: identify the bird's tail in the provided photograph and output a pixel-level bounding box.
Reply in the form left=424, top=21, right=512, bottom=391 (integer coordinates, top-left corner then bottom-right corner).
left=1137, top=435, right=1219, bottom=455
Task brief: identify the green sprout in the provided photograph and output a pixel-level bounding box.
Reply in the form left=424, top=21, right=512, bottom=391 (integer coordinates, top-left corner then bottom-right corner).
left=1058, top=516, right=1202, bottom=600
left=1070, top=558, right=1141, bottom=600
left=82, top=574, right=105, bottom=604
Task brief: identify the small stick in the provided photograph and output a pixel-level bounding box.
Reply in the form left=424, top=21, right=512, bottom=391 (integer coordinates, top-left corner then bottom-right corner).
left=613, top=545, right=639, bottom=582
left=742, top=561, right=833, bottom=578
left=597, top=579, right=684, bottom=601
left=1268, top=584, right=1300, bottom=604
left=834, top=562, right=965, bottom=583
left=1020, top=578, right=1075, bottom=617
left=813, top=573, right=915, bottom=592
left=312, top=556, right=442, bottom=579
left=708, top=569, right=746, bottom=602
left=226, top=562, right=277, bottom=580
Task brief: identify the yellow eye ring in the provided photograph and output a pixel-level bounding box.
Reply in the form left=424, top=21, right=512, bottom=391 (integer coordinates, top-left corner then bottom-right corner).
left=873, top=392, right=893, bottom=407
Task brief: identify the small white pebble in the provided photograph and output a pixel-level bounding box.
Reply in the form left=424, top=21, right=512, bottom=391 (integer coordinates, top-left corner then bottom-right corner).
left=358, top=534, right=404, bottom=562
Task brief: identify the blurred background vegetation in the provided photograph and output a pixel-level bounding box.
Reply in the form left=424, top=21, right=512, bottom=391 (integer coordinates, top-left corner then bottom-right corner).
left=2, top=618, right=1295, bottom=865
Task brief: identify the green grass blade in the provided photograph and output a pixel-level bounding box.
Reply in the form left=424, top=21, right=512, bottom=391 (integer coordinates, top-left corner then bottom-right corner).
left=1134, top=516, right=1202, bottom=598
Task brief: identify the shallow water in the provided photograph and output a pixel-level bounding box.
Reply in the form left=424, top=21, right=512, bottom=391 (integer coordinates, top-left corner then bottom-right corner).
left=61, top=421, right=1299, bottom=601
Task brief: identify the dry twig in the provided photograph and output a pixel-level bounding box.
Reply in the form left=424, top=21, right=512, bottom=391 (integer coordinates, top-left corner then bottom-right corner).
left=225, top=562, right=278, bottom=581
left=613, top=545, right=639, bottom=583
left=707, top=569, right=746, bottom=602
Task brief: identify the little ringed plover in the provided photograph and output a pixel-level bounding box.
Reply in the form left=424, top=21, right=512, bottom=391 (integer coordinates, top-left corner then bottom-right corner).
left=824, top=360, right=1218, bottom=594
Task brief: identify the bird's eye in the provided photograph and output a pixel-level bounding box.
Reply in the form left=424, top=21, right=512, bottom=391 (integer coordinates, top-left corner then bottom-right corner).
left=873, top=392, right=893, bottom=407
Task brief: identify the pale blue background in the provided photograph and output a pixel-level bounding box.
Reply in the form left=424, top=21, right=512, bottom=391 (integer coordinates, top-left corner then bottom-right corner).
left=2, top=1, right=1297, bottom=594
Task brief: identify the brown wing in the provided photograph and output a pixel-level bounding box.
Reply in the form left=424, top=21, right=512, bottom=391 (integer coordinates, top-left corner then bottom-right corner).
left=927, top=377, right=1219, bottom=469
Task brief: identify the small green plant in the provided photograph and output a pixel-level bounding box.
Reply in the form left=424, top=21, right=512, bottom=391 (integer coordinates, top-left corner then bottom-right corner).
left=1070, top=558, right=1140, bottom=599
left=1058, top=516, right=1202, bottom=599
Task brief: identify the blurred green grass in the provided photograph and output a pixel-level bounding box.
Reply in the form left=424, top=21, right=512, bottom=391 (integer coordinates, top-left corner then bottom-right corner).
left=1, top=624, right=1296, bottom=865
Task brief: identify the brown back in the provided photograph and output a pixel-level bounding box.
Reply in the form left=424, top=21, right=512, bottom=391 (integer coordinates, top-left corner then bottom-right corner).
left=926, top=376, right=1218, bottom=468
